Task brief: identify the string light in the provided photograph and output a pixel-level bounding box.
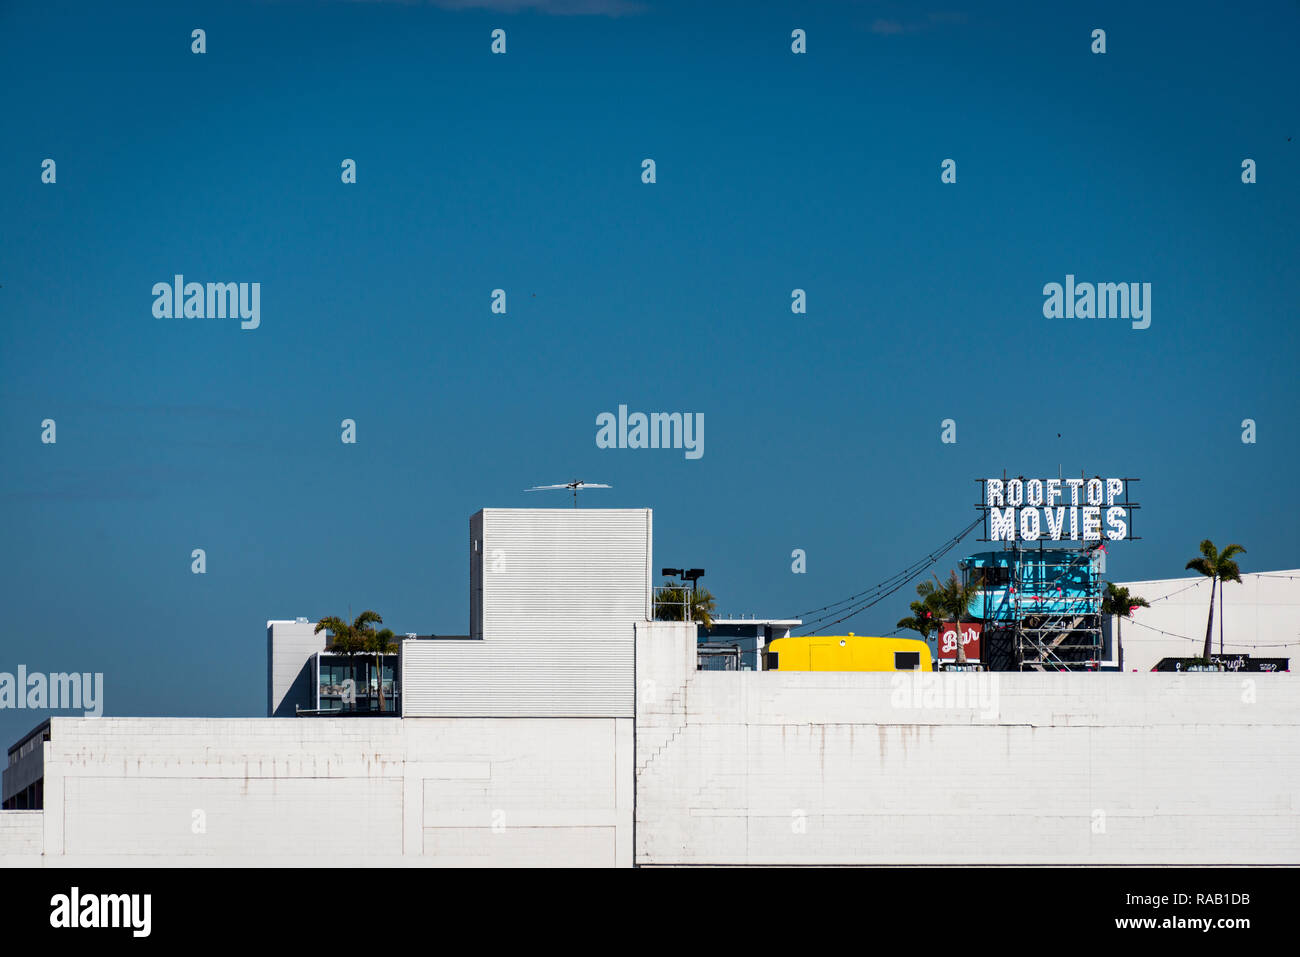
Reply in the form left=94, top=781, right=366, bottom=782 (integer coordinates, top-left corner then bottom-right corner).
left=1126, top=617, right=1298, bottom=650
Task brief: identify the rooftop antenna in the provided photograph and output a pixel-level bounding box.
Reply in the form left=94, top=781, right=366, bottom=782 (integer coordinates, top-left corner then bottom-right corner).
left=524, top=479, right=612, bottom=508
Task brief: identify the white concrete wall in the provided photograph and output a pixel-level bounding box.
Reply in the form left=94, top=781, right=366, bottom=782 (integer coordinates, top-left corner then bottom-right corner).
left=15, top=603, right=1298, bottom=867
left=401, top=636, right=637, bottom=717
left=0, top=810, right=43, bottom=864
left=267, top=620, right=326, bottom=716
left=404, top=509, right=652, bottom=717
left=634, top=620, right=695, bottom=781
left=1115, top=569, right=1300, bottom=671
left=476, top=509, right=653, bottom=644
left=31, top=716, right=632, bottom=866
left=635, top=622, right=1300, bottom=865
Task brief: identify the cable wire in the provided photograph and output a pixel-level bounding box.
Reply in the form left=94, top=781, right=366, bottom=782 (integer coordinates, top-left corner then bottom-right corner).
left=794, top=517, right=984, bottom=636
left=1125, top=617, right=1298, bottom=650
left=787, top=517, right=982, bottom=622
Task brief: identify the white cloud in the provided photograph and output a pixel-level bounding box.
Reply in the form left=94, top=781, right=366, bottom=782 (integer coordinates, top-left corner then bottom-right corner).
left=871, top=11, right=969, bottom=36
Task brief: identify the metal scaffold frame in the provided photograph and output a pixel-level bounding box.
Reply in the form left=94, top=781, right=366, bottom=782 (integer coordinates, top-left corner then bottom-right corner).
left=975, top=541, right=1104, bottom=672
left=1012, top=542, right=1102, bottom=671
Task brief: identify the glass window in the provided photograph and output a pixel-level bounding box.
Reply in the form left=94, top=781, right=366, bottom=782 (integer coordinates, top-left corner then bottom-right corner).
left=895, top=651, right=921, bottom=671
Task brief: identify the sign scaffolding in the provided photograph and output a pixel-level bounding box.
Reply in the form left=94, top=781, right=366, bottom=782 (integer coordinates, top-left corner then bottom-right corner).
left=969, top=474, right=1142, bottom=672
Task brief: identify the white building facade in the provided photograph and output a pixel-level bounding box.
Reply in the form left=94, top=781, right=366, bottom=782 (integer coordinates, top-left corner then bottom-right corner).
left=635, top=621, right=1300, bottom=865
left=1112, top=569, right=1300, bottom=672
left=2, top=510, right=1297, bottom=867
left=402, top=508, right=652, bottom=718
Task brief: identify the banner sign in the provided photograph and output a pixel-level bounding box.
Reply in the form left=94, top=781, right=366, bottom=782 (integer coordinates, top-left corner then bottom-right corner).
left=937, top=622, right=982, bottom=662
left=1152, top=656, right=1289, bottom=673
left=976, top=476, right=1140, bottom=543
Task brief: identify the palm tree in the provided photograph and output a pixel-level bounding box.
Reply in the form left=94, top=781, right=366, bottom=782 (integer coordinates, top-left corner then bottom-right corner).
left=1185, top=540, right=1246, bottom=660
left=654, top=584, right=717, bottom=629
left=364, top=626, right=398, bottom=714
left=315, top=614, right=364, bottom=654
left=315, top=610, right=396, bottom=712
left=1101, top=582, right=1149, bottom=669
left=929, top=569, right=983, bottom=666
left=897, top=579, right=943, bottom=642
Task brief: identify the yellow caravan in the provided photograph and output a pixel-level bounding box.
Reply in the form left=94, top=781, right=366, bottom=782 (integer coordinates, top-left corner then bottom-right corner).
left=765, top=633, right=933, bottom=672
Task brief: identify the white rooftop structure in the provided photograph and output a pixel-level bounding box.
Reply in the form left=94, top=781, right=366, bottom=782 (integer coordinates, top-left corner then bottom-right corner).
left=402, top=507, right=653, bottom=717
left=1112, top=568, right=1300, bottom=671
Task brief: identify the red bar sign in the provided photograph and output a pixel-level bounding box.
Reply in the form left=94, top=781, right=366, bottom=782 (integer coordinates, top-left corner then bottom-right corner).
left=937, top=622, right=983, bottom=662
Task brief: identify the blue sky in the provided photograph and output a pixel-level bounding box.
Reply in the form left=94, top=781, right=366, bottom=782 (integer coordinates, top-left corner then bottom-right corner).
left=1, top=0, right=1297, bottom=741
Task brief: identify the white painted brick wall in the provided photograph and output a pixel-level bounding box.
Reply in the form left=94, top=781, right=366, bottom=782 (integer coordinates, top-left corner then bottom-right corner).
left=0, top=810, right=42, bottom=863
left=635, top=624, right=1300, bottom=865
left=21, top=619, right=1297, bottom=866
left=404, top=509, right=651, bottom=718
left=37, top=716, right=633, bottom=867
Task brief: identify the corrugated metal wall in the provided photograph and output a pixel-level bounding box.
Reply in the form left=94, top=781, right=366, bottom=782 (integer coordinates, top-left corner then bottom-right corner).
left=404, top=508, right=652, bottom=717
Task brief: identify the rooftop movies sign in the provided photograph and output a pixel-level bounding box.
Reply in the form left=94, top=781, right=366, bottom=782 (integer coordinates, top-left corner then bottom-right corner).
left=976, top=476, right=1140, bottom=543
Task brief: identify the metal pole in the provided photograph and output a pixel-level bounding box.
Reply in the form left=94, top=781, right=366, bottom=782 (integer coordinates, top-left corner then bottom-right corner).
left=1219, top=584, right=1224, bottom=656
